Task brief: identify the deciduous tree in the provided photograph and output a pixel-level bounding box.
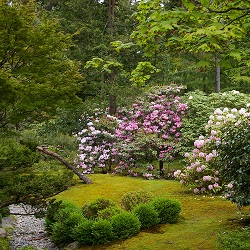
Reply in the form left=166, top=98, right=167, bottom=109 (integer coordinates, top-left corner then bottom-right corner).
left=0, top=0, right=82, bottom=127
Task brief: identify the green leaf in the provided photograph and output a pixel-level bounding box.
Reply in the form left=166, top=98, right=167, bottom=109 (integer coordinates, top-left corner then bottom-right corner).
left=182, top=0, right=196, bottom=10
left=200, top=0, right=210, bottom=8
left=228, top=51, right=242, bottom=61
left=196, top=60, right=210, bottom=68
left=160, top=21, right=173, bottom=30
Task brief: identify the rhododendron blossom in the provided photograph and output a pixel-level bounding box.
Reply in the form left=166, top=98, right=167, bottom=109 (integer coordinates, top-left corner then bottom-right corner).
left=174, top=104, right=250, bottom=195
left=114, top=85, right=188, bottom=177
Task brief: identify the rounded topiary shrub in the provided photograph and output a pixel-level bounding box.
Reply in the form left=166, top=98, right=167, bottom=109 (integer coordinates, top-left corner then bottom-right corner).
left=50, top=204, right=84, bottom=246
left=71, top=219, right=94, bottom=246
left=110, top=211, right=141, bottom=239
left=45, top=200, right=81, bottom=233
left=120, top=191, right=153, bottom=211
left=133, top=203, right=160, bottom=229
left=82, top=197, right=116, bottom=219
left=97, top=206, right=121, bottom=219
left=91, top=219, right=114, bottom=244
left=151, top=197, right=181, bottom=224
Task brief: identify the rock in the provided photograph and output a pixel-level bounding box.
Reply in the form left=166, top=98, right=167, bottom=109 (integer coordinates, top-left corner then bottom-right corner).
left=0, top=217, right=16, bottom=229
left=8, top=204, right=59, bottom=250
left=65, top=242, right=78, bottom=250
left=0, top=228, right=7, bottom=238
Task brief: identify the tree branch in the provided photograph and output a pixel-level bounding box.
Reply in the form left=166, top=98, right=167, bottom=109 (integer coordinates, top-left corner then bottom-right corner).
left=207, top=7, right=250, bottom=13
left=223, top=10, right=250, bottom=27
left=36, top=146, right=92, bottom=184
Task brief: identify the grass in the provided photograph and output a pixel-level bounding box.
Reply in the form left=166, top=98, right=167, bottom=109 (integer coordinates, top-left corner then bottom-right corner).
left=54, top=174, right=250, bottom=250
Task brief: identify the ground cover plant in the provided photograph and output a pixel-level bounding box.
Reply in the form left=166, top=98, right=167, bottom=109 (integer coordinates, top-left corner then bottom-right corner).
left=54, top=174, right=250, bottom=250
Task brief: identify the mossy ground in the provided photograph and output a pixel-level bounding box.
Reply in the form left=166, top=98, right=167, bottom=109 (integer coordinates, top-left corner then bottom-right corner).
left=55, top=174, right=250, bottom=250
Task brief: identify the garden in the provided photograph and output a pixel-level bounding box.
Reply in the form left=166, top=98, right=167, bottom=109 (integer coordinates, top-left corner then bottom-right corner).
left=1, top=87, right=250, bottom=250
left=1, top=1, right=250, bottom=249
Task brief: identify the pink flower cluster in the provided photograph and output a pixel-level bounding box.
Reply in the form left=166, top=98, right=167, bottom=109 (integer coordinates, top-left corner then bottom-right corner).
left=76, top=85, right=188, bottom=179
left=114, top=85, right=188, bottom=174
left=174, top=106, right=250, bottom=194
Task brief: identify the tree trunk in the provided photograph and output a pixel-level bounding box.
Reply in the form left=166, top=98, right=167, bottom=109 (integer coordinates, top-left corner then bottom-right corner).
left=107, top=0, right=117, bottom=115
left=215, top=55, right=220, bottom=93
left=159, top=160, right=164, bottom=177
left=107, top=0, right=115, bottom=36
left=36, top=146, right=92, bottom=184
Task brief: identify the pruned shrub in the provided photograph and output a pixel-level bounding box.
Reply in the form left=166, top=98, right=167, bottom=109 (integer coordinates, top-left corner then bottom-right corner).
left=45, top=201, right=83, bottom=246
left=151, top=197, right=181, bottom=224
left=120, top=191, right=153, bottom=211
left=45, top=200, right=63, bottom=233
left=51, top=210, right=84, bottom=245
left=97, top=206, right=121, bottom=219
left=133, top=203, right=160, bottom=229
left=91, top=219, right=114, bottom=244
left=45, top=200, right=81, bottom=233
left=110, top=211, right=141, bottom=239
left=71, top=219, right=94, bottom=246
left=82, top=198, right=116, bottom=219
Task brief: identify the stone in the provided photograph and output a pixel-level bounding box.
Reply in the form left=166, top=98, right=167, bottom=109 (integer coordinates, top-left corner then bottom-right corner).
left=0, top=228, right=7, bottom=238
left=1, top=217, right=16, bottom=229
left=65, top=242, right=78, bottom=250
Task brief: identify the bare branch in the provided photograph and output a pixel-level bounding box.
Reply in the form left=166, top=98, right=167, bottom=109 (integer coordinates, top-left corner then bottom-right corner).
left=207, top=7, right=250, bottom=13
left=36, top=146, right=92, bottom=184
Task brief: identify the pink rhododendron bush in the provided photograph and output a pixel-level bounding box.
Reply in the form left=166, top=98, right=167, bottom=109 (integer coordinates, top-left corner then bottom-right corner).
left=174, top=105, right=250, bottom=207
left=75, top=85, right=188, bottom=178
left=114, top=85, right=188, bottom=178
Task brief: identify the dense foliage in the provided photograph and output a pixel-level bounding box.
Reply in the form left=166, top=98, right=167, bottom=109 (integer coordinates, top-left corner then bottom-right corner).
left=0, top=131, right=75, bottom=209
left=75, top=85, right=188, bottom=177
left=0, top=0, right=82, bottom=128
left=45, top=194, right=181, bottom=247
left=175, top=102, right=250, bottom=207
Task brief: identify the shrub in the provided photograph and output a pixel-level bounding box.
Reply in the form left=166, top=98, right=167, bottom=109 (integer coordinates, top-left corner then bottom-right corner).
left=82, top=198, right=116, bottom=219
left=91, top=219, right=114, bottom=244
left=215, top=118, right=250, bottom=207
left=110, top=211, right=141, bottom=239
left=133, top=203, right=160, bottom=229
left=47, top=201, right=83, bottom=246
left=45, top=200, right=63, bottom=233
left=151, top=197, right=181, bottom=224
left=51, top=210, right=84, bottom=246
left=45, top=200, right=81, bottom=233
left=217, top=227, right=250, bottom=250
left=0, top=213, right=2, bottom=224
left=71, top=219, right=94, bottom=246
left=97, top=206, right=122, bottom=219
left=120, top=191, right=153, bottom=211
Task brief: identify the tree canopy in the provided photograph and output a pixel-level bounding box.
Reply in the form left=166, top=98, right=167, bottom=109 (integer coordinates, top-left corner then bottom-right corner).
left=0, top=0, right=83, bottom=127
left=130, top=0, right=250, bottom=92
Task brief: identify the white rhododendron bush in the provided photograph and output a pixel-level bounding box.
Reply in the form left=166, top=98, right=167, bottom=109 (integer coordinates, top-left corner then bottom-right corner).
left=174, top=105, right=250, bottom=206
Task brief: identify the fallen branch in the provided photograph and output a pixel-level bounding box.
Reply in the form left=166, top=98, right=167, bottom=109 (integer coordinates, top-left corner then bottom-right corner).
left=36, top=146, right=92, bottom=184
